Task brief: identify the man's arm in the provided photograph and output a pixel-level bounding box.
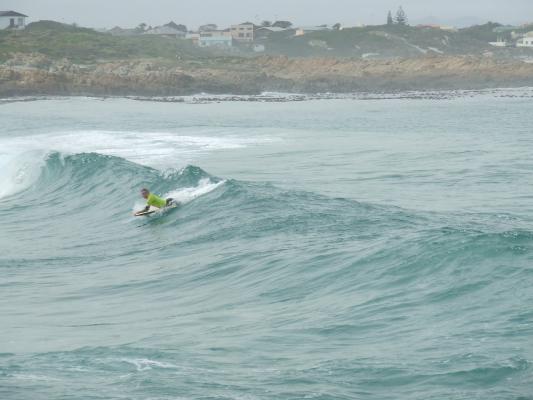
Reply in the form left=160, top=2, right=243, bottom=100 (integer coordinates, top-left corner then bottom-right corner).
left=134, top=205, right=150, bottom=215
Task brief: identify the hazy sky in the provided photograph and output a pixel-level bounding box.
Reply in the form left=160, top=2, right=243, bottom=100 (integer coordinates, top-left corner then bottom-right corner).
left=4, top=0, right=533, bottom=29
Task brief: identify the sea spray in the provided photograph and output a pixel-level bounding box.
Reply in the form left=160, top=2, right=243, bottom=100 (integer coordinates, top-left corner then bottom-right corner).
left=0, top=150, right=48, bottom=199
left=166, top=178, right=225, bottom=205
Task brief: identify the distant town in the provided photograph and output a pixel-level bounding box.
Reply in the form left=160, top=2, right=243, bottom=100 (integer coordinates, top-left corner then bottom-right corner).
left=2, top=7, right=533, bottom=97
left=2, top=7, right=533, bottom=54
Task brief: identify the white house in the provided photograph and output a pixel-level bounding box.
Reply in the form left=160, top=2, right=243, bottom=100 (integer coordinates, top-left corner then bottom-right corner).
left=231, top=23, right=254, bottom=42
left=517, top=33, right=533, bottom=47
left=0, top=10, right=27, bottom=30
left=199, top=31, right=232, bottom=48
left=489, top=36, right=510, bottom=47
left=489, top=40, right=509, bottom=47
left=294, top=26, right=331, bottom=36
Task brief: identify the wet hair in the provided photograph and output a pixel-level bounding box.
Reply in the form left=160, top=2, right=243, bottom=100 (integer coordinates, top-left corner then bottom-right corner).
left=141, top=188, right=149, bottom=194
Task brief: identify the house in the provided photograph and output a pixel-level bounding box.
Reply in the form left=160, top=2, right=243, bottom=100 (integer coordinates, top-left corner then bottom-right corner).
left=144, top=21, right=186, bottom=37
left=489, top=36, right=510, bottom=47
left=144, top=25, right=186, bottom=38
left=254, top=26, right=290, bottom=40
left=231, top=22, right=254, bottom=42
left=517, top=33, right=533, bottom=47
left=0, top=10, right=27, bottom=29
left=199, top=24, right=217, bottom=32
left=199, top=30, right=232, bottom=48
left=489, top=40, right=509, bottom=47
left=294, top=26, right=331, bottom=36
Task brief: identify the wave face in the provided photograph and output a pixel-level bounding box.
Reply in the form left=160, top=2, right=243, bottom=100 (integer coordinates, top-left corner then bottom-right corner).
left=1, top=96, right=533, bottom=399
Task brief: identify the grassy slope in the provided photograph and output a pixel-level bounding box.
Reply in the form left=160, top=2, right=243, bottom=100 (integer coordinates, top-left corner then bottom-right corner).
left=0, top=20, right=530, bottom=64
left=0, top=21, right=205, bottom=63
left=262, top=24, right=498, bottom=58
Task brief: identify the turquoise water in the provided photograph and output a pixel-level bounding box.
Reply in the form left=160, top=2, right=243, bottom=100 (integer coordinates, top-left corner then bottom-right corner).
left=1, top=91, right=533, bottom=399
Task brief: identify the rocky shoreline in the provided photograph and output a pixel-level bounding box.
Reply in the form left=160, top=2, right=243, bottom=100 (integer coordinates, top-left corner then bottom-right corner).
left=1, top=53, right=533, bottom=97
left=4, top=87, right=533, bottom=106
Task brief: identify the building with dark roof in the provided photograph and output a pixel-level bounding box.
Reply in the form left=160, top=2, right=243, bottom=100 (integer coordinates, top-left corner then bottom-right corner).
left=0, top=10, right=28, bottom=29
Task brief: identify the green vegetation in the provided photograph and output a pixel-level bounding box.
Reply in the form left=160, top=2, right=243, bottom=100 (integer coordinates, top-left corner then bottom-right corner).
left=509, top=23, right=533, bottom=35
left=387, top=11, right=394, bottom=26
left=395, top=7, right=408, bottom=26
left=261, top=24, right=496, bottom=58
left=0, top=20, right=205, bottom=62
left=459, top=22, right=502, bottom=42
left=0, top=19, right=527, bottom=64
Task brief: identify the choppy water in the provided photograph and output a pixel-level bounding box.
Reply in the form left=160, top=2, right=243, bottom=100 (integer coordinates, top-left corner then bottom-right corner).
left=1, top=91, right=533, bottom=399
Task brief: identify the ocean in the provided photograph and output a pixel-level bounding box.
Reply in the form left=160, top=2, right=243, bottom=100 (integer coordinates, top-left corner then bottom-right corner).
left=1, top=90, right=532, bottom=399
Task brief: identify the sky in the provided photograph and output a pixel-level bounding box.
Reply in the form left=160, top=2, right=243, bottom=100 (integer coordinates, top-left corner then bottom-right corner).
left=2, top=0, right=533, bottom=29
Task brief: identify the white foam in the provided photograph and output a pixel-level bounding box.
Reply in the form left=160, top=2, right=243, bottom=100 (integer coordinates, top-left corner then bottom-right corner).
left=0, top=150, right=47, bottom=199
left=0, top=129, right=274, bottom=198
left=0, top=129, right=275, bottom=169
left=12, top=373, right=61, bottom=381
left=121, top=358, right=180, bottom=371
left=166, top=178, right=225, bottom=205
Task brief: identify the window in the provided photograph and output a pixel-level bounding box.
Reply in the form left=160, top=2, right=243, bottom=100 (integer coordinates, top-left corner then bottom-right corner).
left=239, top=33, right=244, bottom=37
left=17, top=17, right=23, bottom=26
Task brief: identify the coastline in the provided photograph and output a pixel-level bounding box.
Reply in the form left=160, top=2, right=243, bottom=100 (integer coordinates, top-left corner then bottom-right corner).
left=2, top=54, right=533, bottom=98
left=2, top=87, right=533, bottom=105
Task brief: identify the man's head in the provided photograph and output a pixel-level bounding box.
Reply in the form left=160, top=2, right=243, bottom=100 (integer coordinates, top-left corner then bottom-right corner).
left=141, top=188, right=150, bottom=199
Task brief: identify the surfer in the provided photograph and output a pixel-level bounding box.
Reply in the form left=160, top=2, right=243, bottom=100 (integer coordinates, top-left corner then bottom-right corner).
left=134, top=188, right=175, bottom=215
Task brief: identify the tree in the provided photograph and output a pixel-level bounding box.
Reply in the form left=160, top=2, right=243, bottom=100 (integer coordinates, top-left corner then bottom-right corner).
left=395, top=6, right=408, bottom=25
left=134, top=23, right=147, bottom=34
left=387, top=11, right=394, bottom=25
left=261, top=20, right=272, bottom=27
left=332, top=23, right=341, bottom=31
left=165, top=21, right=187, bottom=32
left=272, top=20, right=293, bottom=29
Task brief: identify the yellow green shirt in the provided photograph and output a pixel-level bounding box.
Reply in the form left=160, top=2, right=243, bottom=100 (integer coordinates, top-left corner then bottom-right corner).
left=147, top=193, right=166, bottom=209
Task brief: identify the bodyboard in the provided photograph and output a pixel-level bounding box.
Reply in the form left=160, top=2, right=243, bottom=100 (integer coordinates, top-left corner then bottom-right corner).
left=134, top=202, right=178, bottom=217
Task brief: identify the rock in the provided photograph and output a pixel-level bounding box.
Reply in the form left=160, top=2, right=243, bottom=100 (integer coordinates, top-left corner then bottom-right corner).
left=1, top=53, right=533, bottom=97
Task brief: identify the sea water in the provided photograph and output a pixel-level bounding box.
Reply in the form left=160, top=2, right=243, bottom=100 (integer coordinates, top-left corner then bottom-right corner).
left=1, top=90, right=532, bottom=399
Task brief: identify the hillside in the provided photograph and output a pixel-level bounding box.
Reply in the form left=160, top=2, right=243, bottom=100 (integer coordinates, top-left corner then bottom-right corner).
left=0, top=21, right=207, bottom=63
left=1, top=21, right=533, bottom=97
left=260, top=24, right=533, bottom=58
left=1, top=20, right=533, bottom=63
